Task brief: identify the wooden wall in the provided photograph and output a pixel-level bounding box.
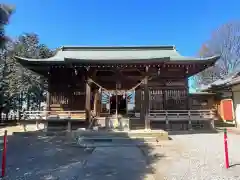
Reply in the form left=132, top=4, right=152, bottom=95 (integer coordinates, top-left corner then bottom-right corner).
left=188, top=94, right=215, bottom=110
left=48, top=67, right=87, bottom=112
left=135, top=78, right=189, bottom=111
left=47, top=66, right=204, bottom=114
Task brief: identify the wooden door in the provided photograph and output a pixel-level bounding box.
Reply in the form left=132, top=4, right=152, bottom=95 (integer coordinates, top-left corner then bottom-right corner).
left=221, top=99, right=234, bottom=121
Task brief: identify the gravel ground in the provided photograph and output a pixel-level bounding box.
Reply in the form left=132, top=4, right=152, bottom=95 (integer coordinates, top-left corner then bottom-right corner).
left=145, top=132, right=240, bottom=180
left=1, top=129, right=240, bottom=180
left=0, top=133, right=93, bottom=180
left=0, top=131, right=155, bottom=180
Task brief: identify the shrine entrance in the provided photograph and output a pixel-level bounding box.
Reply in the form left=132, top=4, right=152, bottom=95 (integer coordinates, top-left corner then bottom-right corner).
left=110, top=95, right=127, bottom=115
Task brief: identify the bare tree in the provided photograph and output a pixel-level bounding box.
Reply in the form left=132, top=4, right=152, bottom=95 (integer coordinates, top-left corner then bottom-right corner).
left=193, top=21, right=240, bottom=89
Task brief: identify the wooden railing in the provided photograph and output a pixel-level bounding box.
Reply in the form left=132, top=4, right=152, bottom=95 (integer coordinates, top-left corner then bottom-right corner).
left=23, top=110, right=86, bottom=121
left=23, top=109, right=216, bottom=122
left=148, top=110, right=215, bottom=121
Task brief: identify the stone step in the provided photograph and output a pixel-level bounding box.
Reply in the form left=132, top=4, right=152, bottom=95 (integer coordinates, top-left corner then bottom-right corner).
left=77, top=136, right=160, bottom=142
left=72, top=129, right=168, bottom=140
left=74, top=141, right=163, bottom=147
left=75, top=135, right=168, bottom=148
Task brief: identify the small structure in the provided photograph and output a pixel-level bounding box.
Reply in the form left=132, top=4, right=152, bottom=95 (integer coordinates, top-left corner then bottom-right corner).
left=16, top=46, right=220, bottom=130
left=201, top=72, right=240, bottom=126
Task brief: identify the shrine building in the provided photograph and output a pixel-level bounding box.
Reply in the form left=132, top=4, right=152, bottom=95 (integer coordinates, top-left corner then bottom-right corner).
left=15, top=46, right=220, bottom=130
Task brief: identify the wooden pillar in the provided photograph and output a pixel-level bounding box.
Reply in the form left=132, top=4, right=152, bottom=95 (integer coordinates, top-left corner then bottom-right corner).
left=125, top=91, right=128, bottom=115
left=97, top=89, right=101, bottom=116
left=99, top=88, right=103, bottom=115
left=85, top=78, right=91, bottom=122
left=135, top=88, right=141, bottom=112
left=140, top=86, right=145, bottom=123
left=142, top=66, right=150, bottom=130
left=46, top=91, right=50, bottom=111
left=186, top=78, right=190, bottom=110
left=46, top=71, right=51, bottom=111
left=94, top=89, right=101, bottom=117
left=93, top=90, right=97, bottom=116
left=144, top=76, right=150, bottom=130
left=115, top=83, right=118, bottom=117
left=162, top=90, right=166, bottom=110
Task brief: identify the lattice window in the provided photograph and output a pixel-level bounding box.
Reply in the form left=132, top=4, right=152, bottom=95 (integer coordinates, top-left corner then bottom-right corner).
left=51, top=92, right=69, bottom=105
left=149, top=89, right=164, bottom=110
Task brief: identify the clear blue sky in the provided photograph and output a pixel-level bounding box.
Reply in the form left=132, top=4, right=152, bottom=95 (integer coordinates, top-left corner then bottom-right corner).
left=4, top=0, right=240, bottom=91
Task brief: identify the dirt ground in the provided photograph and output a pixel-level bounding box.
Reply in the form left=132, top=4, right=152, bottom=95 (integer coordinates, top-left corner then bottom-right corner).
left=0, top=126, right=240, bottom=180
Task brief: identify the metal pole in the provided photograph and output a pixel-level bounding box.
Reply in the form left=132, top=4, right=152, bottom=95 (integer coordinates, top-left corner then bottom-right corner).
left=224, top=128, right=229, bottom=169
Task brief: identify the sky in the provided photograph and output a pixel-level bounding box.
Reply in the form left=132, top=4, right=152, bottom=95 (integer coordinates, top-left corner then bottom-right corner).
left=4, top=0, right=240, bottom=92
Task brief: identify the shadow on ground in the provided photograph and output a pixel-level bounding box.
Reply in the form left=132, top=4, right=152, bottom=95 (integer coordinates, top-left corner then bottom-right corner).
left=230, top=163, right=240, bottom=168
left=167, top=129, right=218, bottom=135
left=0, top=120, right=19, bottom=128
left=215, top=120, right=236, bottom=128
left=0, top=129, right=165, bottom=180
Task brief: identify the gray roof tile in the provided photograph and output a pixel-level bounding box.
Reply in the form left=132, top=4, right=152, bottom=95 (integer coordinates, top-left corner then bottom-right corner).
left=15, top=45, right=220, bottom=63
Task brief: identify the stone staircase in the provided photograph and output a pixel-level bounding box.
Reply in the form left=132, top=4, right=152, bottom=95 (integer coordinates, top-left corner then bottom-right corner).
left=72, top=129, right=169, bottom=147
left=129, top=117, right=145, bottom=130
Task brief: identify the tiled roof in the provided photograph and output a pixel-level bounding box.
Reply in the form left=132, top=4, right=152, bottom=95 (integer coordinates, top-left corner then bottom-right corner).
left=15, top=45, right=220, bottom=63
left=200, top=72, right=240, bottom=91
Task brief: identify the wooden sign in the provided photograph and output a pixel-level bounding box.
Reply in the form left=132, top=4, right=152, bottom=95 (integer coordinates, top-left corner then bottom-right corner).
left=165, top=80, right=186, bottom=86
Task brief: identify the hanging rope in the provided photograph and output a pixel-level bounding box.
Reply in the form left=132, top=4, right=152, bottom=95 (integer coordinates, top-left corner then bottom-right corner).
left=127, top=76, right=151, bottom=92
left=88, top=78, right=108, bottom=92
left=127, top=80, right=143, bottom=92
left=89, top=76, right=151, bottom=95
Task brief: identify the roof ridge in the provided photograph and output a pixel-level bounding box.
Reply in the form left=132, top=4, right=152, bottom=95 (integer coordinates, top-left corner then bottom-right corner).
left=61, top=45, right=176, bottom=51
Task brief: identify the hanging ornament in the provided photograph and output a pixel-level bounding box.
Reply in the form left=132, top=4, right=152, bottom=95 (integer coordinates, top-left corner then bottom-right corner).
left=157, top=68, right=161, bottom=76
left=123, top=92, right=126, bottom=99
left=74, top=69, right=78, bottom=75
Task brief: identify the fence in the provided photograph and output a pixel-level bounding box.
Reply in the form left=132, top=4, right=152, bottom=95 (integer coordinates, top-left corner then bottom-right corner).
left=149, top=110, right=215, bottom=121
left=23, top=110, right=86, bottom=121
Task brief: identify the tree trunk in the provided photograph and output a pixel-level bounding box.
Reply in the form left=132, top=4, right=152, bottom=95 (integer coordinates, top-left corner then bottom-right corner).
left=0, top=110, right=2, bottom=123
left=6, top=112, right=8, bottom=121
left=38, top=100, right=41, bottom=111
left=18, top=93, right=23, bottom=121
left=27, top=93, right=30, bottom=111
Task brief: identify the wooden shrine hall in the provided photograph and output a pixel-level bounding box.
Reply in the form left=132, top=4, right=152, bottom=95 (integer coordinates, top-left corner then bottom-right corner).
left=16, top=46, right=220, bottom=130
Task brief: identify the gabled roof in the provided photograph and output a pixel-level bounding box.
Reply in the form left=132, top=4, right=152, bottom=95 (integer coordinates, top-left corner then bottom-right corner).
left=15, top=45, right=220, bottom=64
left=200, top=72, right=240, bottom=91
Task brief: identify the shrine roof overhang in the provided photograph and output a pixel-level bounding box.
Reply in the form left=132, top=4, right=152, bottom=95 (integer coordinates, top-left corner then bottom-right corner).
left=15, top=45, right=220, bottom=75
